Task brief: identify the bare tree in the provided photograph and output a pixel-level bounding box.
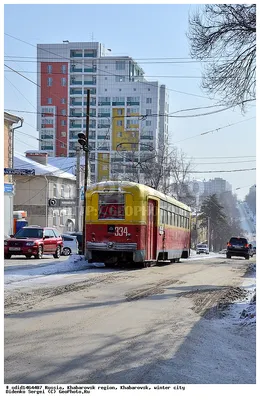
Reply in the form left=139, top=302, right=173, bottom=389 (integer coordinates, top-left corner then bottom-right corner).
left=167, top=149, right=196, bottom=207
left=119, top=144, right=195, bottom=207
left=188, top=4, right=256, bottom=109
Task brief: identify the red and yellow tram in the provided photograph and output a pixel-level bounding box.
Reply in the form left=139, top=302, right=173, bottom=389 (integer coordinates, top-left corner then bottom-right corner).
left=85, top=181, right=191, bottom=267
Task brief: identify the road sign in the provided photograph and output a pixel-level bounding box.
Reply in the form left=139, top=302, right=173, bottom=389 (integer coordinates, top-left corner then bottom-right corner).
left=4, top=183, right=14, bottom=193
left=4, top=168, right=35, bottom=176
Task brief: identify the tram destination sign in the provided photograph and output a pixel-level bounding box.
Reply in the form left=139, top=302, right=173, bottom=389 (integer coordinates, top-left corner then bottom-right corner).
left=4, top=168, right=35, bottom=176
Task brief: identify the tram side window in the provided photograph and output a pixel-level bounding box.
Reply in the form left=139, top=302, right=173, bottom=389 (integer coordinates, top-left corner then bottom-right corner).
left=98, top=193, right=125, bottom=219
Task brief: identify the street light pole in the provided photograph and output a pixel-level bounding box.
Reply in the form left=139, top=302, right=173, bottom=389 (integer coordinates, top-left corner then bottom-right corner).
left=207, top=216, right=210, bottom=251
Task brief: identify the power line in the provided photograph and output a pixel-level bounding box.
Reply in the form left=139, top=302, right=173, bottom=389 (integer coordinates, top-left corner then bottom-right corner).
left=3, top=32, right=216, bottom=100
left=169, top=117, right=255, bottom=146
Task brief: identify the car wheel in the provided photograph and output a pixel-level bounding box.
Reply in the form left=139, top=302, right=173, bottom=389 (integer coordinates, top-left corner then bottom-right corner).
left=53, top=245, right=61, bottom=259
left=4, top=254, right=11, bottom=259
left=245, top=255, right=250, bottom=260
left=62, top=247, right=71, bottom=256
left=35, top=245, right=43, bottom=259
left=226, top=254, right=231, bottom=259
left=25, top=255, right=32, bottom=259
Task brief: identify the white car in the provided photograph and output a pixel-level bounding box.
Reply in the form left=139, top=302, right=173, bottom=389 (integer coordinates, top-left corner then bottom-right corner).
left=61, top=234, right=78, bottom=256
left=196, top=244, right=209, bottom=254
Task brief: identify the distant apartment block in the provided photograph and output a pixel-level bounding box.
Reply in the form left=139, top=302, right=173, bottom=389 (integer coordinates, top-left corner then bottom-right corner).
left=189, top=178, right=233, bottom=206
left=37, top=41, right=169, bottom=182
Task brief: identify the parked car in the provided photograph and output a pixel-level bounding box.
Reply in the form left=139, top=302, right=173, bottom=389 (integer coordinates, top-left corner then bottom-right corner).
left=61, top=234, right=78, bottom=256
left=226, top=237, right=251, bottom=260
left=196, top=243, right=209, bottom=254
left=249, top=242, right=256, bottom=256
left=64, top=232, right=83, bottom=254
left=4, top=225, right=63, bottom=259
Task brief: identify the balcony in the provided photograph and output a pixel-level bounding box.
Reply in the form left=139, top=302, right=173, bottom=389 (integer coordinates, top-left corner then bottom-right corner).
left=98, top=135, right=110, bottom=140
left=98, top=123, right=110, bottom=129
left=84, top=100, right=96, bottom=106
left=70, top=52, right=83, bottom=58
left=84, top=51, right=97, bottom=58
left=84, top=67, right=96, bottom=73
left=70, top=112, right=82, bottom=118
left=70, top=123, right=82, bottom=129
left=70, top=89, right=82, bottom=95
left=70, top=68, right=82, bottom=73
left=127, top=102, right=140, bottom=106
left=112, top=101, right=125, bottom=106
left=70, top=101, right=82, bottom=107
left=70, top=80, right=83, bottom=85
left=98, top=113, right=110, bottom=118
left=98, top=101, right=110, bottom=106
left=84, top=80, right=96, bottom=85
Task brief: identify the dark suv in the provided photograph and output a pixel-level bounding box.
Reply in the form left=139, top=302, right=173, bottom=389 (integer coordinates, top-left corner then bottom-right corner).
left=4, top=226, right=63, bottom=259
left=226, top=237, right=251, bottom=260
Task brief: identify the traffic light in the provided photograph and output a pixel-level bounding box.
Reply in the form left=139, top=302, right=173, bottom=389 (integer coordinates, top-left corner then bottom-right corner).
left=78, top=132, right=88, bottom=152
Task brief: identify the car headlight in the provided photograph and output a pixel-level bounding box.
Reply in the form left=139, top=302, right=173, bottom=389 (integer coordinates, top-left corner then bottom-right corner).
left=4, top=241, right=8, bottom=246
left=25, top=241, right=35, bottom=246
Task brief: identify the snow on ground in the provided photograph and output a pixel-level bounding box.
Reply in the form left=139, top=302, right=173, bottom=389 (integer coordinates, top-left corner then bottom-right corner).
left=4, top=255, right=108, bottom=287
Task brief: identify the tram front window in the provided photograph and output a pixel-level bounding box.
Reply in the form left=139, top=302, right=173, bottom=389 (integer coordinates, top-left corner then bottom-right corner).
left=98, top=193, right=125, bottom=219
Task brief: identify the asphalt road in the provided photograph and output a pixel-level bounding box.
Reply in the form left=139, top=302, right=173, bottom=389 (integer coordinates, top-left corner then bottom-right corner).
left=4, top=255, right=255, bottom=384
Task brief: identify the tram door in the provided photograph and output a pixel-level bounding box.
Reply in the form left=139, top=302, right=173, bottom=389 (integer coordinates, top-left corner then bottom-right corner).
left=147, top=200, right=157, bottom=260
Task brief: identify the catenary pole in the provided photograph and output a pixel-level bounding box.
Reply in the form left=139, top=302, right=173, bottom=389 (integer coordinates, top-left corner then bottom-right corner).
left=75, top=146, right=81, bottom=232
left=82, top=89, right=90, bottom=257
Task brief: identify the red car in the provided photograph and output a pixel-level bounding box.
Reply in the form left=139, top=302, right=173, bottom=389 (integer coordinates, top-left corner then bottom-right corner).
left=4, top=225, right=63, bottom=259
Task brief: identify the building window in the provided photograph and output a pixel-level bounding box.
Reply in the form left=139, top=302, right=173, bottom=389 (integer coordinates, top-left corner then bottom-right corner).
left=47, top=77, right=53, bottom=87
left=60, top=210, right=66, bottom=225
left=61, top=77, right=67, bottom=86
left=53, top=183, right=57, bottom=198
left=61, top=98, right=66, bottom=104
left=117, top=109, right=123, bottom=116
left=146, top=109, right=152, bottom=115
left=116, top=61, right=125, bottom=70
left=117, top=132, right=123, bottom=137
left=47, top=98, right=52, bottom=105
left=146, top=98, right=152, bottom=104
left=53, top=211, right=59, bottom=227
left=61, top=143, right=66, bottom=148
left=61, top=109, right=66, bottom=116
left=61, top=65, right=67, bottom=74
left=61, top=131, right=66, bottom=137
left=146, top=120, right=152, bottom=126
left=61, top=184, right=65, bottom=198
left=115, top=76, right=125, bottom=82
left=61, top=120, right=66, bottom=126
left=116, top=121, right=123, bottom=126
left=47, top=65, right=52, bottom=74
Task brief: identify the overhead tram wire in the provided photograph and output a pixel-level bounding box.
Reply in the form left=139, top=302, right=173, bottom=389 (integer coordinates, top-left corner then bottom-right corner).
left=4, top=105, right=256, bottom=121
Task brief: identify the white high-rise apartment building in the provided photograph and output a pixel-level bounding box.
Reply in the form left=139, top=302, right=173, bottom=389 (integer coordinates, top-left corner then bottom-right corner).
left=37, top=41, right=169, bottom=182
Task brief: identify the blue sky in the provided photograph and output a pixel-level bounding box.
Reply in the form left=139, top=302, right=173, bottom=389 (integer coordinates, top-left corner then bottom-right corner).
left=4, top=3, right=256, bottom=200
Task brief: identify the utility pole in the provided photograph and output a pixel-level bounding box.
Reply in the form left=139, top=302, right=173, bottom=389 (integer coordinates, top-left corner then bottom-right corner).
left=207, top=216, right=210, bottom=251
left=75, top=146, right=82, bottom=232
left=78, top=89, right=90, bottom=257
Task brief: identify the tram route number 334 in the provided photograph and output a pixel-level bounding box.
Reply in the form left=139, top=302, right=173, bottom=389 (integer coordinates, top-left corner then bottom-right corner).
left=115, top=227, right=128, bottom=236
